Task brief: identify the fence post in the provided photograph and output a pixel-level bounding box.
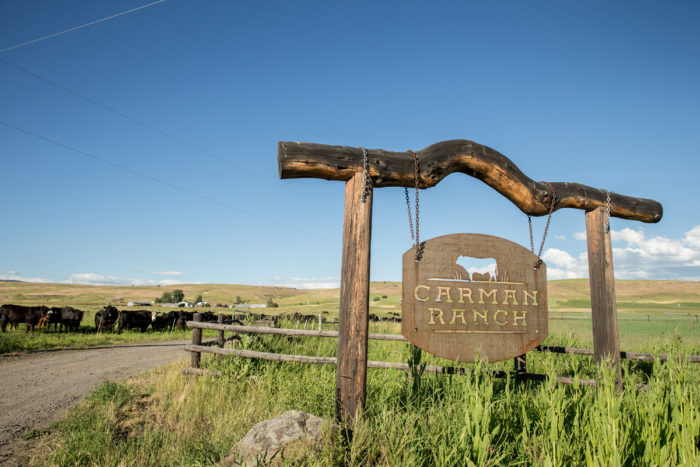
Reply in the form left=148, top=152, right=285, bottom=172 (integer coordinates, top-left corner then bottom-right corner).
left=585, top=207, right=622, bottom=388
left=217, top=314, right=225, bottom=359
left=191, top=313, right=202, bottom=369
left=514, top=354, right=526, bottom=383
left=335, top=172, right=372, bottom=427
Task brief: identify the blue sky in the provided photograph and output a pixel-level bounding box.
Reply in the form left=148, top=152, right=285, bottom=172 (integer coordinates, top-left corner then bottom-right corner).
left=2, top=0, right=699, bottom=288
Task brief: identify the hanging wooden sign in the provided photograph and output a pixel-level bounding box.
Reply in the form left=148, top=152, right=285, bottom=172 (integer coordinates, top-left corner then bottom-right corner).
left=402, top=233, right=548, bottom=363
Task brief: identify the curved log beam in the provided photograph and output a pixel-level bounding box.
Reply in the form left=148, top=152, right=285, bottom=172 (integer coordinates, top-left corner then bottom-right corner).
left=278, top=140, right=662, bottom=223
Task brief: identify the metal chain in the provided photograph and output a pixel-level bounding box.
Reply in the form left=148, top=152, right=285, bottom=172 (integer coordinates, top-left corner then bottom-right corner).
left=360, top=147, right=371, bottom=203
left=605, top=190, right=611, bottom=234
left=528, top=181, right=557, bottom=269
left=405, top=150, right=424, bottom=261
left=404, top=187, right=414, bottom=242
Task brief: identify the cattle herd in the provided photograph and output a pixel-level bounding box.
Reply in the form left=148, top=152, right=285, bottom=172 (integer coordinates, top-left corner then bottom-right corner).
left=0, top=305, right=402, bottom=334
left=0, top=304, right=213, bottom=334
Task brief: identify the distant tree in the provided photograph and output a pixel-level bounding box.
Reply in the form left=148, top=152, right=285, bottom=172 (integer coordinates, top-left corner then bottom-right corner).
left=266, top=296, right=278, bottom=308
left=156, top=291, right=172, bottom=303
left=194, top=294, right=203, bottom=304
left=156, top=289, right=183, bottom=304
left=235, top=295, right=243, bottom=304
left=172, top=289, right=185, bottom=302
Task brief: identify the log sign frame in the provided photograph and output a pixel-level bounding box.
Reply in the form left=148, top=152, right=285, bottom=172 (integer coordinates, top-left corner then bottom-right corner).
left=402, top=233, right=548, bottom=363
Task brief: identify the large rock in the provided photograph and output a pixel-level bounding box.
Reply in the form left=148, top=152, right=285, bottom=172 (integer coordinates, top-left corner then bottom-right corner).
left=224, top=410, right=329, bottom=466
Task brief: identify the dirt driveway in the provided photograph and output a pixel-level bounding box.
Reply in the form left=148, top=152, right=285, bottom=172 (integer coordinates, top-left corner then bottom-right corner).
left=0, top=340, right=189, bottom=465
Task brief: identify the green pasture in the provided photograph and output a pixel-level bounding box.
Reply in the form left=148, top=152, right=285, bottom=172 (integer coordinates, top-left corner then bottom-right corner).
left=0, top=307, right=208, bottom=354
left=2, top=279, right=699, bottom=354
left=28, top=322, right=699, bottom=466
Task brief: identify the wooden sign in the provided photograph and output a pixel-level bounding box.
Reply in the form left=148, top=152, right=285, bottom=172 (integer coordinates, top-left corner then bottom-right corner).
left=402, top=233, right=548, bottom=363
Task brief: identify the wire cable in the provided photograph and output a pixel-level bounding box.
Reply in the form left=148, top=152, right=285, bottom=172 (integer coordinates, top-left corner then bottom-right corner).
left=0, top=120, right=336, bottom=245
left=0, top=58, right=406, bottom=240
left=0, top=58, right=341, bottom=212
left=0, top=1, right=166, bottom=54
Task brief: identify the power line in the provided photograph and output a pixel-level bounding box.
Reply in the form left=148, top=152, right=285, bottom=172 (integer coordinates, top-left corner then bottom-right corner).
left=0, top=1, right=166, bottom=54
left=0, top=58, right=343, bottom=213
left=0, top=57, right=406, bottom=241
left=5, top=59, right=421, bottom=256
left=0, top=120, right=336, bottom=246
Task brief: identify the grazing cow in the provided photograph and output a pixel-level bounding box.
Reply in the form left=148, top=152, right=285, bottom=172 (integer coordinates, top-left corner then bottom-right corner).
left=199, top=311, right=217, bottom=322
left=95, top=305, right=119, bottom=332
left=42, top=307, right=64, bottom=331
left=175, top=311, right=194, bottom=330
left=0, top=304, right=49, bottom=332
left=151, top=310, right=179, bottom=331
left=117, top=310, right=151, bottom=333
left=58, top=306, right=84, bottom=332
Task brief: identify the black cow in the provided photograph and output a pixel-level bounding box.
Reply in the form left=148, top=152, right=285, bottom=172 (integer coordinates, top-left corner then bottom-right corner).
left=58, top=306, right=84, bottom=332
left=43, top=307, right=64, bottom=331
left=199, top=311, right=217, bottom=322
left=0, top=304, right=48, bottom=332
left=95, top=305, right=119, bottom=332
left=151, top=310, right=179, bottom=331
left=175, top=311, right=194, bottom=330
left=117, top=310, right=151, bottom=333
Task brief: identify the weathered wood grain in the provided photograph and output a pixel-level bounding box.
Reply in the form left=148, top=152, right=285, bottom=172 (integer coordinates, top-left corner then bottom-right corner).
left=402, top=233, right=548, bottom=363
left=336, top=172, right=372, bottom=424
left=586, top=208, right=622, bottom=387
left=185, top=323, right=700, bottom=363
left=190, top=312, right=202, bottom=368
left=187, top=321, right=407, bottom=340
left=184, top=345, right=597, bottom=386
left=217, top=314, right=225, bottom=348
left=278, top=140, right=662, bottom=223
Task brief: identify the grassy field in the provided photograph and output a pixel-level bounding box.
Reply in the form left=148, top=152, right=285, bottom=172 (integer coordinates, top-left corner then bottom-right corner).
left=1, top=279, right=698, bottom=353
left=3, top=280, right=697, bottom=465
left=25, top=322, right=699, bottom=466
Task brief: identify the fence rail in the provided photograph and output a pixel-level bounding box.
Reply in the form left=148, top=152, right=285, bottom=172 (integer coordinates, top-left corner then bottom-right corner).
left=187, top=321, right=700, bottom=363
left=184, top=343, right=597, bottom=387
left=182, top=317, right=699, bottom=392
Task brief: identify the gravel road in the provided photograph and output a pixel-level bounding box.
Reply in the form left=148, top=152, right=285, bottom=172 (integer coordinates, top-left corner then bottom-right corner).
left=0, top=341, right=189, bottom=464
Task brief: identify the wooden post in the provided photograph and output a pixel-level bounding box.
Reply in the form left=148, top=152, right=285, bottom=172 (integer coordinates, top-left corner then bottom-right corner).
left=585, top=207, right=622, bottom=387
left=514, top=354, right=526, bottom=383
left=217, top=314, right=225, bottom=359
left=191, top=313, right=202, bottom=368
left=335, top=172, right=372, bottom=426
left=217, top=314, right=225, bottom=347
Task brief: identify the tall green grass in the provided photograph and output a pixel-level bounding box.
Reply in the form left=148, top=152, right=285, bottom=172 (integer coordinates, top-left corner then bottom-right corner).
left=32, top=324, right=699, bottom=466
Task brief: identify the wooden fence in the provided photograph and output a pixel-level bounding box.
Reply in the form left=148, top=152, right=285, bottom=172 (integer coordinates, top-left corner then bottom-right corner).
left=183, top=314, right=699, bottom=386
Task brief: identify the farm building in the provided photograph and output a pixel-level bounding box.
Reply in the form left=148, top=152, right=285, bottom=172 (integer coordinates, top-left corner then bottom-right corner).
left=127, top=301, right=152, bottom=307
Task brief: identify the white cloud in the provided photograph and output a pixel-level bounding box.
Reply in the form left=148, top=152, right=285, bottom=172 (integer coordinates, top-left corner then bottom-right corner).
left=574, top=232, right=587, bottom=241
left=0, top=272, right=48, bottom=283
left=541, top=248, right=588, bottom=280
left=554, top=235, right=567, bottom=240
left=152, top=270, right=184, bottom=276
left=685, top=226, right=700, bottom=248
left=542, top=225, right=700, bottom=281
left=266, top=276, right=339, bottom=289
left=65, top=273, right=185, bottom=287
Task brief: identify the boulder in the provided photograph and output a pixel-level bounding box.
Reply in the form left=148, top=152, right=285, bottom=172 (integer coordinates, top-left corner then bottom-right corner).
left=223, top=410, right=329, bottom=466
